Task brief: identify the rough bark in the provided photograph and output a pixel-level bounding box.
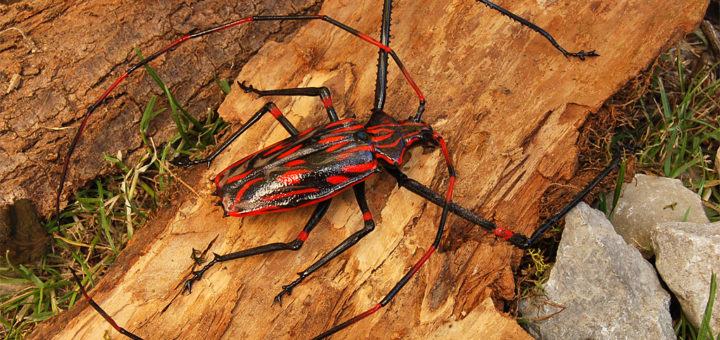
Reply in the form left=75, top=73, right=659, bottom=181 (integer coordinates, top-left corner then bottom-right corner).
left=27, top=0, right=708, bottom=339
left=0, top=0, right=321, bottom=216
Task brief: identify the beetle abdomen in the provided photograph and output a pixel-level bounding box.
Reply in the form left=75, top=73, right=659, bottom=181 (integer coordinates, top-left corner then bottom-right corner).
left=215, top=119, right=378, bottom=216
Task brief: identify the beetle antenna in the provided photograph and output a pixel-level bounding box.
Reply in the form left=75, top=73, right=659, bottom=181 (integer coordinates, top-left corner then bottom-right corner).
left=70, top=268, right=143, bottom=340
left=373, top=0, right=393, bottom=111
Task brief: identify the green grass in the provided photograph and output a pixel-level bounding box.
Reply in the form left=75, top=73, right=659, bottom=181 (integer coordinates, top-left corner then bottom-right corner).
left=0, top=50, right=229, bottom=339
left=633, top=53, right=720, bottom=221
left=603, top=40, right=719, bottom=339
left=603, top=34, right=720, bottom=339
left=675, top=273, right=718, bottom=340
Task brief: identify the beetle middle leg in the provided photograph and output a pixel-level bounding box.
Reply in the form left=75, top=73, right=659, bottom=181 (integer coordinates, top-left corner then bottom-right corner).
left=182, top=199, right=332, bottom=294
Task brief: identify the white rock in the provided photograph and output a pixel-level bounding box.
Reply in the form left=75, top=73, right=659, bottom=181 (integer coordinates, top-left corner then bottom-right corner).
left=610, top=174, right=708, bottom=257
left=652, top=221, right=720, bottom=335
left=521, top=202, right=674, bottom=340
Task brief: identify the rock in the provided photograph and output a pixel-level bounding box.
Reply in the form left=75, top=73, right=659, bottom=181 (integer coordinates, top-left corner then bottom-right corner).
left=521, top=202, right=674, bottom=340
left=610, top=174, right=708, bottom=257
left=652, top=221, right=720, bottom=335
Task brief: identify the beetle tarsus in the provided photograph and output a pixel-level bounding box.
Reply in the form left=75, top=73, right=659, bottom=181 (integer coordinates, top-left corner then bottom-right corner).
left=182, top=271, right=202, bottom=294
left=182, top=254, right=221, bottom=294
left=237, top=81, right=261, bottom=96
left=274, top=277, right=303, bottom=306
left=273, top=286, right=291, bottom=306
left=170, top=156, right=213, bottom=169
left=565, top=49, right=598, bottom=61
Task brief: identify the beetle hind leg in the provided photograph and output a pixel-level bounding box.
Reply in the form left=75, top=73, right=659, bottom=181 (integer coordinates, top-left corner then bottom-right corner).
left=181, top=200, right=331, bottom=294
left=274, top=182, right=376, bottom=305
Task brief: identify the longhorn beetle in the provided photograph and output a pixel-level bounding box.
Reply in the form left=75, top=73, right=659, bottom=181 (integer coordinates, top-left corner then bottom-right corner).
left=56, top=0, right=614, bottom=339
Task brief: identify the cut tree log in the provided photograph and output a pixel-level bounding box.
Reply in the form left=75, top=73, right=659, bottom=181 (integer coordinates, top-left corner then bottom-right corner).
left=29, top=0, right=708, bottom=339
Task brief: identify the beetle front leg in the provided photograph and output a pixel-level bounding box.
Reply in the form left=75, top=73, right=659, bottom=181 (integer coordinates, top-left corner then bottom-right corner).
left=237, top=81, right=339, bottom=122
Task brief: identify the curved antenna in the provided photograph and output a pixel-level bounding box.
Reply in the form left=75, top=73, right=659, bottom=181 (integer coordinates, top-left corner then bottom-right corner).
left=373, top=0, right=393, bottom=111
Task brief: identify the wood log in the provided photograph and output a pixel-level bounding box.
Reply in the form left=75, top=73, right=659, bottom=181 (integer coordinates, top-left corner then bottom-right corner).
left=29, top=0, right=708, bottom=339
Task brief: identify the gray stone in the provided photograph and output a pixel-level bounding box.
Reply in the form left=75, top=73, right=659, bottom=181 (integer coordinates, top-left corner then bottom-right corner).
left=610, top=174, right=708, bottom=257
left=652, top=221, right=720, bottom=335
left=520, top=202, right=674, bottom=340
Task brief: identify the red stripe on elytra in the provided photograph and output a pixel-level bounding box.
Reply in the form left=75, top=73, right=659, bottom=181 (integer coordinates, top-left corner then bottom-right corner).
left=326, top=175, right=350, bottom=185
left=276, top=169, right=311, bottom=185
left=216, top=137, right=284, bottom=186
left=225, top=169, right=254, bottom=184
left=261, top=188, right=319, bottom=202
left=370, top=133, right=394, bottom=142
left=325, top=141, right=349, bottom=153
left=318, top=136, right=345, bottom=144
left=284, top=159, right=306, bottom=167
left=338, top=145, right=374, bottom=160
left=328, top=125, right=363, bottom=134
left=366, top=127, right=394, bottom=134
left=264, top=143, right=288, bottom=157
left=341, top=162, right=376, bottom=173
left=298, top=128, right=314, bottom=137
left=341, top=145, right=373, bottom=154
left=216, top=153, right=252, bottom=185
left=232, top=177, right=263, bottom=208
left=277, top=144, right=303, bottom=159
left=325, top=119, right=354, bottom=129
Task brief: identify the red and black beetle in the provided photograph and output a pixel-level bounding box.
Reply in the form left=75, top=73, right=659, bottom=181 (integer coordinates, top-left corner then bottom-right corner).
left=57, top=1, right=614, bottom=339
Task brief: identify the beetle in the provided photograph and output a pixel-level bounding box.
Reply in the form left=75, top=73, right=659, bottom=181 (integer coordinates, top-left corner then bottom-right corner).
left=55, top=0, right=614, bottom=338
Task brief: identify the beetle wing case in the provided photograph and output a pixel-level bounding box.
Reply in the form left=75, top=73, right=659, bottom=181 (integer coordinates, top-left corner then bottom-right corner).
left=215, top=119, right=378, bottom=216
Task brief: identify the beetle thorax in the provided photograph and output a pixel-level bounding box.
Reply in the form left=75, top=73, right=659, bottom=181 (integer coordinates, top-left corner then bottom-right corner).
left=365, top=109, right=434, bottom=166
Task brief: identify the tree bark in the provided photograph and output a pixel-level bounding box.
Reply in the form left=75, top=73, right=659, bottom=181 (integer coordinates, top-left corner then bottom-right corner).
left=0, top=0, right=321, bottom=216
left=27, top=0, right=708, bottom=339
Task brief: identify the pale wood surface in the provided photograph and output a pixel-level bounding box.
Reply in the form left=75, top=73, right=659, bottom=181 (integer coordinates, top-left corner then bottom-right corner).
left=31, top=0, right=708, bottom=338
